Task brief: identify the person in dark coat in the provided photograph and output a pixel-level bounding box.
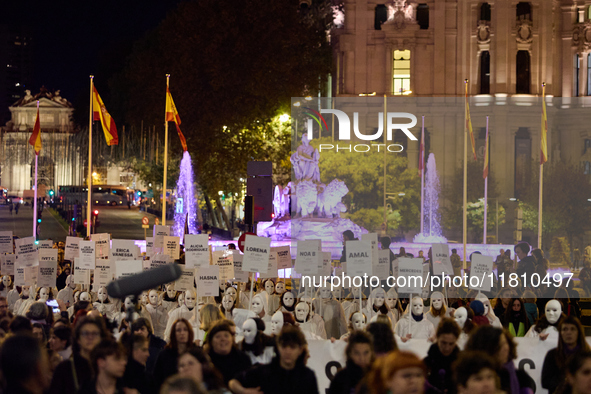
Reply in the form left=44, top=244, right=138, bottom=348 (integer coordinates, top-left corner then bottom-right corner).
left=423, top=318, right=461, bottom=394
left=153, top=318, right=196, bottom=390
left=122, top=334, right=153, bottom=394
left=0, top=334, right=51, bottom=394
left=328, top=331, right=374, bottom=394
left=340, top=230, right=356, bottom=263
left=205, top=320, right=251, bottom=385
left=131, top=318, right=166, bottom=375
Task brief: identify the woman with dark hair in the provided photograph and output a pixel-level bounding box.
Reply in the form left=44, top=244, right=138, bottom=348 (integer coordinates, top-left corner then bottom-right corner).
left=204, top=320, right=251, bottom=385
left=131, top=317, right=166, bottom=375
left=229, top=325, right=318, bottom=394
left=48, top=317, right=109, bottom=394
left=453, top=351, right=500, bottom=394
left=178, top=347, right=227, bottom=393
left=466, top=326, right=535, bottom=394
left=366, top=321, right=397, bottom=356
left=541, top=315, right=591, bottom=394
left=366, top=350, right=427, bottom=394
left=153, top=318, right=197, bottom=389
left=328, top=331, right=374, bottom=394
left=564, top=351, right=591, bottom=394
left=502, top=298, right=529, bottom=337
left=423, top=318, right=461, bottom=394
left=492, top=288, right=516, bottom=319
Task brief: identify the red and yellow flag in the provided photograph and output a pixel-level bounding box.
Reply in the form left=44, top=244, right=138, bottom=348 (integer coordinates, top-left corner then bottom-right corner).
left=92, top=87, right=118, bottom=146
left=483, top=126, right=489, bottom=179
left=541, top=96, right=548, bottom=165
left=465, top=95, right=477, bottom=160
left=28, top=106, right=42, bottom=155
left=166, top=88, right=187, bottom=152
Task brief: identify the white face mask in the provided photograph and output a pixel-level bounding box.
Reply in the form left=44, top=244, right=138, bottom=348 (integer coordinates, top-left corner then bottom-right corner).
left=332, top=287, right=343, bottom=299
left=411, top=298, right=423, bottom=316
left=178, top=293, right=185, bottom=307
left=320, top=288, right=332, bottom=299
left=545, top=300, right=562, bottom=324
left=124, top=296, right=135, bottom=309
left=431, top=297, right=443, bottom=310
left=251, top=297, right=263, bottom=314
left=80, top=292, right=90, bottom=302
left=141, top=293, right=148, bottom=305
left=98, top=287, right=108, bottom=302
left=386, top=297, right=397, bottom=309
left=352, top=312, right=366, bottom=330
left=476, top=296, right=490, bottom=315
left=74, top=291, right=80, bottom=303
left=225, top=287, right=237, bottom=299
left=39, top=288, right=49, bottom=302
left=149, top=290, right=159, bottom=306
left=351, top=287, right=360, bottom=297
left=295, top=302, right=309, bottom=322
left=264, top=281, right=275, bottom=295
left=185, top=291, right=196, bottom=309
left=283, top=292, right=295, bottom=307
left=271, top=311, right=284, bottom=335
left=222, top=295, right=234, bottom=311
left=242, top=319, right=258, bottom=344
left=275, top=282, right=285, bottom=294
left=2, top=276, right=11, bottom=287
left=22, top=286, right=30, bottom=297
left=166, top=285, right=176, bottom=299
left=454, top=307, right=468, bottom=328
left=374, top=290, right=385, bottom=307
left=68, top=275, right=76, bottom=289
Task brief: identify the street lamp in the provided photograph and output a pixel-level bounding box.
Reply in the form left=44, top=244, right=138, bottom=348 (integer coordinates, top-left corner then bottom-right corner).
left=279, top=114, right=290, bottom=123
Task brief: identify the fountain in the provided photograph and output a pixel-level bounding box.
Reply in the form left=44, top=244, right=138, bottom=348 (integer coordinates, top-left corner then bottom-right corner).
left=173, top=151, right=198, bottom=239
left=414, top=153, right=447, bottom=243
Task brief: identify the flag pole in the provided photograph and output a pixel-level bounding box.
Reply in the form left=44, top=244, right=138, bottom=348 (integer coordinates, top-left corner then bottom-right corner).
left=87, top=76, right=94, bottom=237
left=538, top=82, right=546, bottom=250
left=383, top=94, right=387, bottom=236
left=483, top=116, right=489, bottom=245
left=162, top=75, right=170, bottom=226
left=420, top=116, right=424, bottom=235
left=33, top=101, right=39, bottom=240
left=463, top=80, right=468, bottom=270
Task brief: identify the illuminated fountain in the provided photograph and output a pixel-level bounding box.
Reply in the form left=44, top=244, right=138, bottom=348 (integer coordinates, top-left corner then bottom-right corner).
left=413, top=153, right=447, bottom=243
left=173, top=151, right=198, bottom=239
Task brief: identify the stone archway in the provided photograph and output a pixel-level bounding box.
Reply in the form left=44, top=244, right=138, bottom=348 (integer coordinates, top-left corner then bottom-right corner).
left=30, top=156, right=54, bottom=188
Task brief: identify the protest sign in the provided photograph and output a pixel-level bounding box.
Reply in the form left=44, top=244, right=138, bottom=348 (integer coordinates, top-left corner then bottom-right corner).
left=0, top=231, right=12, bottom=254
left=1, top=254, right=15, bottom=275
left=184, top=234, right=210, bottom=268
left=374, top=250, right=391, bottom=280
left=273, top=246, right=292, bottom=269
left=150, top=253, right=171, bottom=270
left=110, top=240, right=137, bottom=261
left=295, top=240, right=321, bottom=275
left=175, top=266, right=196, bottom=291
left=213, top=251, right=235, bottom=282
left=15, top=237, right=37, bottom=267
left=78, top=240, right=96, bottom=270
left=64, top=237, right=80, bottom=261
left=196, top=265, right=220, bottom=297
left=115, top=260, right=143, bottom=279
left=91, top=233, right=110, bottom=258
left=38, top=259, right=57, bottom=288
left=469, top=254, right=494, bottom=292
left=153, top=225, right=170, bottom=249
left=242, top=235, right=271, bottom=273
left=163, top=236, right=180, bottom=260
left=431, top=243, right=454, bottom=276
left=345, top=240, right=372, bottom=277
left=397, top=258, right=424, bottom=294
left=95, top=259, right=114, bottom=288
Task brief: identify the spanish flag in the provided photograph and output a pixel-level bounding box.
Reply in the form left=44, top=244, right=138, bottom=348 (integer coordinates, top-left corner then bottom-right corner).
left=465, top=95, right=477, bottom=160
left=166, top=88, right=188, bottom=152
left=541, top=96, right=548, bottom=165
left=92, top=87, right=118, bottom=146
left=483, top=126, right=489, bottom=179
left=29, top=106, right=42, bottom=155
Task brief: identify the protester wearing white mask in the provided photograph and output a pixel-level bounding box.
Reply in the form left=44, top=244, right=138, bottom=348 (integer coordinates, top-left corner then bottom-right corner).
left=92, top=286, right=119, bottom=321
left=313, top=286, right=348, bottom=339
left=239, top=318, right=274, bottom=365
left=394, top=296, right=435, bottom=342
left=164, top=289, right=199, bottom=341
left=145, top=289, right=168, bottom=339
left=425, top=291, right=449, bottom=328
left=525, top=299, right=564, bottom=341
left=294, top=301, right=326, bottom=339
left=340, top=312, right=367, bottom=341
left=56, top=275, right=77, bottom=307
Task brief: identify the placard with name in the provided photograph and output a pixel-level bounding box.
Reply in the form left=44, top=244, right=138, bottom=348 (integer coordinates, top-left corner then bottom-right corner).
left=295, top=240, right=321, bottom=275
left=175, top=266, right=196, bottom=291
left=345, top=240, right=373, bottom=277
left=259, top=251, right=277, bottom=279
left=14, top=267, right=26, bottom=286
left=91, top=233, right=110, bottom=258
left=196, top=265, right=220, bottom=297
left=469, top=254, right=493, bottom=292
left=37, top=259, right=57, bottom=288
left=1, top=254, right=15, bottom=275
left=110, top=240, right=137, bottom=261
left=73, top=264, right=91, bottom=285
left=145, top=237, right=154, bottom=257
left=273, top=246, right=292, bottom=269
left=231, top=252, right=249, bottom=282
left=431, top=243, right=454, bottom=276
left=213, top=251, right=235, bottom=282
left=163, top=236, right=180, bottom=260
left=153, top=225, right=170, bottom=249
left=397, top=258, right=424, bottom=294
left=150, top=253, right=171, bottom=270
left=184, top=234, right=210, bottom=268
left=0, top=231, right=12, bottom=254
left=79, top=240, right=96, bottom=270
left=242, top=235, right=271, bottom=273
left=64, top=236, right=80, bottom=261
left=115, top=260, right=143, bottom=279
left=15, top=237, right=38, bottom=267
left=374, top=249, right=391, bottom=280
left=361, top=233, right=379, bottom=268
left=322, top=252, right=332, bottom=276
left=95, top=259, right=114, bottom=288
left=37, top=240, right=53, bottom=249
left=38, top=248, right=57, bottom=264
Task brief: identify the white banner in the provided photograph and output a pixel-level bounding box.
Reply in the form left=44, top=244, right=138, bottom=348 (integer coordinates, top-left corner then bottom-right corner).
left=242, top=235, right=271, bottom=273
left=213, top=251, right=235, bottom=282
left=14, top=267, right=26, bottom=286
left=1, top=254, right=15, bottom=275
left=196, top=265, right=220, bottom=297
left=110, top=240, right=137, bottom=261
left=38, top=248, right=57, bottom=265
left=431, top=243, right=454, bottom=276
left=163, top=236, right=180, bottom=260
left=345, top=240, right=372, bottom=277
left=90, top=233, right=110, bottom=258
left=469, top=254, right=494, bottom=292
left=397, top=258, right=424, bottom=294
left=295, top=240, right=321, bottom=275
left=64, top=236, right=80, bottom=261
left=15, top=237, right=38, bottom=267
left=79, top=240, right=96, bottom=270
left=0, top=231, right=13, bottom=254
left=184, top=234, right=210, bottom=268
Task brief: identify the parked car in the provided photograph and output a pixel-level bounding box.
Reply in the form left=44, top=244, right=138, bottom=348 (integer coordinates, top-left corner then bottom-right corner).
left=6, top=195, right=22, bottom=204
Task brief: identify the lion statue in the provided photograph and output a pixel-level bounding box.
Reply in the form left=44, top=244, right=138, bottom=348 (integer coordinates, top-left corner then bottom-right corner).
left=295, top=180, right=318, bottom=217
left=317, top=179, right=349, bottom=218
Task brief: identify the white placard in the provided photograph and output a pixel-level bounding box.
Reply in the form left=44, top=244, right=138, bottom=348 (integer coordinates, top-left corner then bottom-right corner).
left=0, top=231, right=13, bottom=254
left=64, top=236, right=80, bottom=261
left=109, top=240, right=137, bottom=261
left=374, top=250, right=391, bottom=280
left=37, top=240, right=53, bottom=249
left=38, top=259, right=57, bottom=288
left=345, top=240, right=373, bottom=277
left=469, top=254, right=493, bottom=292
left=38, top=248, right=57, bottom=264
left=90, top=233, right=110, bottom=258
left=73, top=264, right=91, bottom=285
left=231, top=253, right=249, bottom=282
left=273, top=246, right=292, bottom=269
left=361, top=233, right=379, bottom=268
left=196, top=265, right=220, bottom=297
left=15, top=237, right=38, bottom=267
left=213, top=251, right=235, bottom=282
left=79, top=240, right=96, bottom=270
left=153, top=225, right=170, bottom=249
left=184, top=234, right=210, bottom=268
left=1, top=254, right=15, bottom=275
left=115, top=260, right=143, bottom=279
left=242, top=235, right=271, bottom=273
left=260, top=252, right=278, bottom=279
left=175, top=266, right=196, bottom=291
left=163, top=236, right=180, bottom=260
left=431, top=243, right=454, bottom=276
left=295, top=240, right=321, bottom=275
left=150, top=253, right=171, bottom=270
left=14, top=267, right=26, bottom=286
left=145, top=237, right=154, bottom=257
left=397, top=258, right=424, bottom=294
left=95, top=259, right=114, bottom=288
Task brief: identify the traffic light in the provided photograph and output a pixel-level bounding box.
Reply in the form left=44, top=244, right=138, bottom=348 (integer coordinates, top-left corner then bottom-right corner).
left=37, top=218, right=41, bottom=223
left=92, top=209, right=100, bottom=229
left=48, top=190, right=54, bottom=196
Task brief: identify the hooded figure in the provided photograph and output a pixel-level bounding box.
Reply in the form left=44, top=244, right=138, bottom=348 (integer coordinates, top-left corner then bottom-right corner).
left=362, top=288, right=390, bottom=322
left=15, top=286, right=34, bottom=317
left=5, top=279, right=20, bottom=312
left=0, top=275, right=12, bottom=299
left=145, top=289, right=168, bottom=339
left=525, top=299, right=564, bottom=342
left=475, top=292, right=502, bottom=328
left=294, top=301, right=326, bottom=339
left=56, top=275, right=76, bottom=307
left=92, top=286, right=120, bottom=321
left=342, top=287, right=367, bottom=321
left=160, top=284, right=179, bottom=313
left=251, top=292, right=272, bottom=335
left=470, top=300, right=490, bottom=326
left=164, top=289, right=199, bottom=341
left=239, top=318, right=275, bottom=365
left=312, top=287, right=348, bottom=339
left=385, top=288, right=402, bottom=326
left=278, top=291, right=296, bottom=314
left=394, top=296, right=434, bottom=341
left=425, top=291, right=448, bottom=328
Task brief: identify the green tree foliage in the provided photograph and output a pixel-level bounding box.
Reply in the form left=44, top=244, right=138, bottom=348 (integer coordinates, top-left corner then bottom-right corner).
left=550, top=237, right=571, bottom=265
left=466, top=200, right=506, bottom=241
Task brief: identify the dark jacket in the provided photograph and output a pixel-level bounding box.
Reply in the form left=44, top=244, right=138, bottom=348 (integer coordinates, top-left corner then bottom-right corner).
left=498, top=365, right=535, bottom=394
left=237, top=359, right=319, bottom=394
left=153, top=348, right=180, bottom=390
left=423, top=343, right=459, bottom=394
left=77, top=378, right=126, bottom=394
left=516, top=256, right=536, bottom=278
left=122, top=358, right=153, bottom=394
left=209, top=347, right=252, bottom=385
left=542, top=348, right=571, bottom=394
left=328, top=360, right=365, bottom=394
left=147, top=334, right=166, bottom=375
left=49, top=353, right=92, bottom=394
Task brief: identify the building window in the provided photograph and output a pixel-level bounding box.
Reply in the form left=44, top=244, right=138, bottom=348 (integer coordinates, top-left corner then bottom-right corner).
left=516, top=50, right=530, bottom=94
left=392, top=50, right=411, bottom=95
left=575, top=55, right=581, bottom=97
left=375, top=5, right=388, bottom=30
left=480, top=3, right=491, bottom=21
left=516, top=2, right=532, bottom=20
left=515, top=128, right=531, bottom=199
left=417, top=4, right=429, bottom=29
left=480, top=51, right=490, bottom=94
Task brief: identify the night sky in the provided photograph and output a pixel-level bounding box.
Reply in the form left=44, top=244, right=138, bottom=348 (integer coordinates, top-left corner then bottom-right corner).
left=2, top=0, right=182, bottom=102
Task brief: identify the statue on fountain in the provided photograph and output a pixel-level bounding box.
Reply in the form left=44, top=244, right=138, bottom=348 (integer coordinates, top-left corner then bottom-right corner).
left=291, top=134, right=320, bottom=183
